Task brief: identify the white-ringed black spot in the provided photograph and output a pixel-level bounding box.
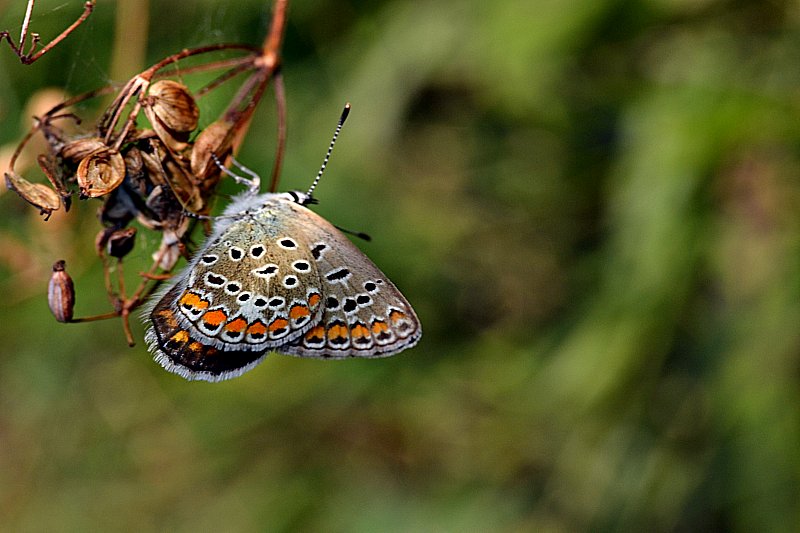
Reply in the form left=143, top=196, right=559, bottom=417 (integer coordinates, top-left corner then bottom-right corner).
left=364, top=281, right=378, bottom=293
left=283, top=275, right=298, bottom=288
left=250, top=244, right=265, bottom=258
left=204, top=272, right=226, bottom=288
left=229, top=247, right=245, bottom=261
left=325, top=296, right=340, bottom=310
left=268, top=296, right=285, bottom=309
left=237, top=292, right=252, bottom=303
left=343, top=298, right=358, bottom=313
left=278, top=237, right=297, bottom=249
left=311, top=243, right=328, bottom=260
left=253, top=264, right=278, bottom=279
left=201, top=254, right=218, bottom=266
left=253, top=296, right=268, bottom=308
left=325, top=267, right=351, bottom=283
left=292, top=260, right=311, bottom=273
left=356, top=294, right=372, bottom=306
left=225, top=282, right=241, bottom=295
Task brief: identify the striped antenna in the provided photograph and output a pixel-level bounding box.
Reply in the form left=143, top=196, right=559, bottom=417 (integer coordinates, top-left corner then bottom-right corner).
left=306, top=103, right=351, bottom=197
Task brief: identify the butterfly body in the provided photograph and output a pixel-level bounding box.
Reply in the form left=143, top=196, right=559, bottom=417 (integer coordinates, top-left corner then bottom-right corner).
left=145, top=191, right=421, bottom=382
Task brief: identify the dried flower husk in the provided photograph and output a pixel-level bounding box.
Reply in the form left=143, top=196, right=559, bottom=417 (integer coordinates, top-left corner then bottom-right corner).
left=48, top=260, right=75, bottom=322
left=37, top=154, right=72, bottom=212
left=154, top=228, right=186, bottom=271
left=76, top=149, right=126, bottom=198
left=190, top=118, right=236, bottom=179
left=144, top=80, right=199, bottom=152
left=60, top=137, right=107, bottom=162
left=106, top=227, right=137, bottom=258
left=5, top=171, right=61, bottom=219
left=147, top=80, right=199, bottom=133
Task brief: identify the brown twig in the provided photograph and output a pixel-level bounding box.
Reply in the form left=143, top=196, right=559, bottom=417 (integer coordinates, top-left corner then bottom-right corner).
left=269, top=70, right=287, bottom=193
left=0, top=0, right=96, bottom=65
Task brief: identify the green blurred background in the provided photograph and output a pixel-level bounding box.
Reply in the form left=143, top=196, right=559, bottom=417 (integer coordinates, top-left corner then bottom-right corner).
left=2, top=0, right=800, bottom=530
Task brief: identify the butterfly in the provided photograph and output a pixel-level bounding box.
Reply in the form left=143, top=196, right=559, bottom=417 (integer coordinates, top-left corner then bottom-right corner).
left=144, top=105, right=421, bottom=381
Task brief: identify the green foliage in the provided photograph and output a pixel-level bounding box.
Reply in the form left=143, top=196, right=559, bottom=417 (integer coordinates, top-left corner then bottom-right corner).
left=1, top=0, right=800, bottom=530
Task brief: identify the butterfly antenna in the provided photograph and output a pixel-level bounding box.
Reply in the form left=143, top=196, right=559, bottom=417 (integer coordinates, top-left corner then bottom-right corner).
left=306, top=102, right=351, bottom=198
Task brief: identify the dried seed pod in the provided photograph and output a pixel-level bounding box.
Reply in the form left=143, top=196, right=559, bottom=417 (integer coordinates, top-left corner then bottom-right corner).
left=190, top=118, right=235, bottom=179
left=60, top=137, right=107, bottom=162
left=147, top=80, right=199, bottom=133
left=144, top=80, right=199, bottom=152
left=154, top=229, right=184, bottom=271
left=48, top=260, right=75, bottom=323
left=76, top=149, right=126, bottom=198
left=5, top=171, right=61, bottom=219
left=106, top=227, right=137, bottom=258
left=37, top=154, right=72, bottom=212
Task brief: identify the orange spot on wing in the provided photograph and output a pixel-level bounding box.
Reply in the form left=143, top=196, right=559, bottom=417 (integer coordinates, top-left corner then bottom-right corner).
left=170, top=330, right=189, bottom=344
left=225, top=317, right=247, bottom=333
left=371, top=320, right=389, bottom=335
left=327, top=322, right=348, bottom=341
left=308, top=293, right=321, bottom=308
left=351, top=324, right=370, bottom=339
left=247, top=321, right=267, bottom=336
left=269, top=317, right=289, bottom=332
left=202, top=309, right=228, bottom=326
left=289, top=304, right=310, bottom=320
left=179, top=291, right=209, bottom=310
left=389, top=310, right=407, bottom=324
left=305, top=325, right=325, bottom=342
left=156, top=309, right=179, bottom=328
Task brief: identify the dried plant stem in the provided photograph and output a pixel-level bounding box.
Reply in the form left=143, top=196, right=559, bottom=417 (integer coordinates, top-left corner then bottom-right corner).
left=269, top=70, right=287, bottom=193
left=1, top=0, right=96, bottom=64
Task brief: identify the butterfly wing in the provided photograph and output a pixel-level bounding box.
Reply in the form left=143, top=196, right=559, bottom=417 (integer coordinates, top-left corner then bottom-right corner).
left=276, top=201, right=421, bottom=359
left=146, top=194, right=326, bottom=381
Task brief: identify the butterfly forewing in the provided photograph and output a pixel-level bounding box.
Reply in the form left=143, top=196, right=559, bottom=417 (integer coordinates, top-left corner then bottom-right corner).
left=277, top=202, right=421, bottom=359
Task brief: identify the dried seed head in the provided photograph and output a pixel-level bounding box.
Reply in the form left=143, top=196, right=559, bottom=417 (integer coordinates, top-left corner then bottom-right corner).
left=48, top=260, right=75, bottom=323
left=190, top=118, right=235, bottom=178
left=106, top=227, right=137, bottom=258
left=147, top=80, right=199, bottom=133
left=5, top=171, right=61, bottom=219
left=36, top=154, right=72, bottom=212
left=60, top=137, right=107, bottom=162
left=76, top=149, right=126, bottom=198
left=144, top=80, right=199, bottom=152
